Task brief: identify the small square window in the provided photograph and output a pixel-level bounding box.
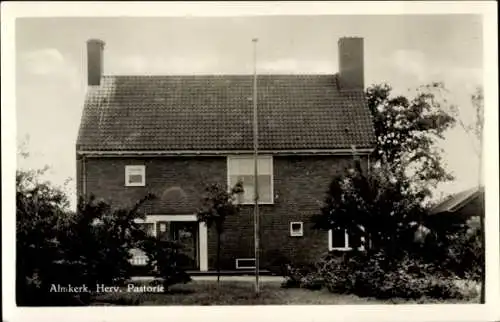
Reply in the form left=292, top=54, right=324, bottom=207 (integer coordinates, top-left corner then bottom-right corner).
left=290, top=222, right=303, bottom=237
left=125, top=165, right=146, bottom=186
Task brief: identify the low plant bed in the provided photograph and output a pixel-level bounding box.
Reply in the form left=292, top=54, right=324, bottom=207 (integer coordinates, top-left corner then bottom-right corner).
left=279, top=251, right=481, bottom=303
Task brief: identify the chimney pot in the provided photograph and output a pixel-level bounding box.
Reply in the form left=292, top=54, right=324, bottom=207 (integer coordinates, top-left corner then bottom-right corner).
left=87, top=39, right=105, bottom=86
left=338, top=37, right=364, bottom=90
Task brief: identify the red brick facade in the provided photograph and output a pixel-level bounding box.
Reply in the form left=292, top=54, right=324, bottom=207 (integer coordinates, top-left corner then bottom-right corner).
left=76, top=154, right=368, bottom=270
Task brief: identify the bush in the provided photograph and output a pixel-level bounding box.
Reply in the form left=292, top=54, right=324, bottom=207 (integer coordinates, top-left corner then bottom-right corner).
left=16, top=167, right=168, bottom=305
left=281, top=262, right=324, bottom=290
left=317, top=251, right=464, bottom=300
left=140, top=238, right=192, bottom=292
left=422, top=214, right=484, bottom=281
left=267, top=253, right=292, bottom=277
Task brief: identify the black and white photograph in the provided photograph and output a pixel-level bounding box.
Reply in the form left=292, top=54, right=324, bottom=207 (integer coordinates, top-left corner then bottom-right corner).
left=2, top=2, right=499, bottom=322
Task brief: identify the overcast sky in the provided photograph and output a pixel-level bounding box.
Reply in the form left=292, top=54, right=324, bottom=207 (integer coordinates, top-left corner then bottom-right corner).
left=15, top=15, right=483, bottom=208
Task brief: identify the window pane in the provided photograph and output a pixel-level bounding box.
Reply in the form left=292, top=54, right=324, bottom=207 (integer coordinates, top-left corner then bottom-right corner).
left=228, top=156, right=272, bottom=175
left=242, top=175, right=255, bottom=203
left=258, top=157, right=272, bottom=174
left=291, top=223, right=302, bottom=232
left=331, top=229, right=346, bottom=248
left=128, top=174, right=143, bottom=183
left=258, top=175, right=272, bottom=203
left=230, top=174, right=272, bottom=204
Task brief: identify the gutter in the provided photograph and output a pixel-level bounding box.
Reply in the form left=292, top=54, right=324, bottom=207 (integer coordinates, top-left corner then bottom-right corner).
left=76, top=148, right=375, bottom=158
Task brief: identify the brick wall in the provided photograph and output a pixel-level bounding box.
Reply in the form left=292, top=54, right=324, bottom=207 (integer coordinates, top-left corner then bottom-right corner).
left=78, top=154, right=367, bottom=271
left=79, top=156, right=226, bottom=212
left=217, top=155, right=366, bottom=270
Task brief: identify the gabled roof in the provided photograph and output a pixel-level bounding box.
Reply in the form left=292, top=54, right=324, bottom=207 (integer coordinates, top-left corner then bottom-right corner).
left=430, top=186, right=484, bottom=215
left=76, top=75, right=376, bottom=152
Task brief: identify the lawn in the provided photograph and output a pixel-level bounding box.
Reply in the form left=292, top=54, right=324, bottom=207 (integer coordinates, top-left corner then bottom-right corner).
left=90, top=280, right=479, bottom=305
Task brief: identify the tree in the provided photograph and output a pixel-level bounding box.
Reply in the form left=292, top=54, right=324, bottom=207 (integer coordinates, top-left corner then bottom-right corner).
left=16, top=163, right=156, bottom=305
left=313, top=160, right=426, bottom=258
left=16, top=167, right=72, bottom=305
left=366, top=82, right=456, bottom=198
left=315, top=82, right=458, bottom=258
left=471, top=87, right=485, bottom=303
left=448, top=85, right=485, bottom=301
left=56, top=193, right=155, bottom=289
left=197, top=182, right=243, bottom=283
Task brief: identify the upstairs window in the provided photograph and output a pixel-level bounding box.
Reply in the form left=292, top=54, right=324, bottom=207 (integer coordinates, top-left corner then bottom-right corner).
left=125, top=165, right=146, bottom=186
left=227, top=156, right=273, bottom=204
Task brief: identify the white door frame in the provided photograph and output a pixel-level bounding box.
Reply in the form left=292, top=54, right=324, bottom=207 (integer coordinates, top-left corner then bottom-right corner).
left=134, top=215, right=208, bottom=271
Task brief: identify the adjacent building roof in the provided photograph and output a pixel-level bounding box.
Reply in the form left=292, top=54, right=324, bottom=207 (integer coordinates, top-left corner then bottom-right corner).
left=430, top=186, right=485, bottom=216
left=76, top=75, right=376, bottom=152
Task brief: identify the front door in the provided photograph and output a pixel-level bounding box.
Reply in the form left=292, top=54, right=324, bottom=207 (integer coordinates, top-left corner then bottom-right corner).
left=170, top=221, right=199, bottom=270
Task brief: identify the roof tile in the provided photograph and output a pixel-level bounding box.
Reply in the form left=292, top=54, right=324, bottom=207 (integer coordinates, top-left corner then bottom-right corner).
left=76, top=75, right=376, bottom=151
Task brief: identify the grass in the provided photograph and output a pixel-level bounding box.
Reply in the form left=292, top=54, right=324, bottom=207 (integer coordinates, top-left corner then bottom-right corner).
left=90, top=280, right=479, bottom=306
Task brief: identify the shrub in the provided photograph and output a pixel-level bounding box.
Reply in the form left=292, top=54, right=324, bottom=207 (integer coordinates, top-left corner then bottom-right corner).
left=140, top=238, right=192, bottom=292
left=422, top=214, right=484, bottom=281
left=281, top=262, right=322, bottom=290
left=267, top=253, right=292, bottom=277
left=16, top=167, right=159, bottom=305
left=317, top=251, right=464, bottom=300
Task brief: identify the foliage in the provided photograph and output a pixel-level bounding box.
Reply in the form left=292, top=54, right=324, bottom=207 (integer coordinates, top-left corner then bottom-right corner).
left=366, top=82, right=456, bottom=194
left=140, top=238, right=192, bottom=292
left=16, top=166, right=157, bottom=305
left=16, top=168, right=74, bottom=305
left=420, top=215, right=483, bottom=281
left=56, top=194, right=155, bottom=288
left=197, top=182, right=243, bottom=281
left=197, top=182, right=244, bottom=232
left=314, top=252, right=464, bottom=300
left=453, top=86, right=484, bottom=154
left=281, top=263, right=322, bottom=290
left=280, top=249, right=475, bottom=300
left=267, top=252, right=293, bottom=277
left=313, top=161, right=427, bottom=256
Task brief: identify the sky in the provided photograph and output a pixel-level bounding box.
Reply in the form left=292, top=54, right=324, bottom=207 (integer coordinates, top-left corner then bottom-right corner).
left=15, top=15, right=484, bottom=208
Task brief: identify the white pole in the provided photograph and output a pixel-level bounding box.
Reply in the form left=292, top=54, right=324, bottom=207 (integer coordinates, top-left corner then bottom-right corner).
left=252, top=38, right=260, bottom=296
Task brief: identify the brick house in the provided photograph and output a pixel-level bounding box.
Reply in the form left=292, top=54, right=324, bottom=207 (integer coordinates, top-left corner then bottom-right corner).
left=76, top=37, right=376, bottom=272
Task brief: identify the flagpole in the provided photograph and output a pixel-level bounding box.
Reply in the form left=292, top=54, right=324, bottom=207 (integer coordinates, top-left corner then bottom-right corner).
left=252, top=38, right=260, bottom=297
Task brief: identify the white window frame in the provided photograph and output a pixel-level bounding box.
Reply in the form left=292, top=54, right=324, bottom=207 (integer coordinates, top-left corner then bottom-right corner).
left=227, top=155, right=274, bottom=205
left=328, top=228, right=365, bottom=251
left=235, top=258, right=256, bottom=269
left=290, top=221, right=304, bottom=237
left=328, top=229, right=351, bottom=251
left=125, top=165, right=146, bottom=187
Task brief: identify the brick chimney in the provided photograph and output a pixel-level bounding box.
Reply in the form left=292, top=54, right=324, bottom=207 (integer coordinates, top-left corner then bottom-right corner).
left=338, top=37, right=364, bottom=90
left=87, top=39, right=105, bottom=86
